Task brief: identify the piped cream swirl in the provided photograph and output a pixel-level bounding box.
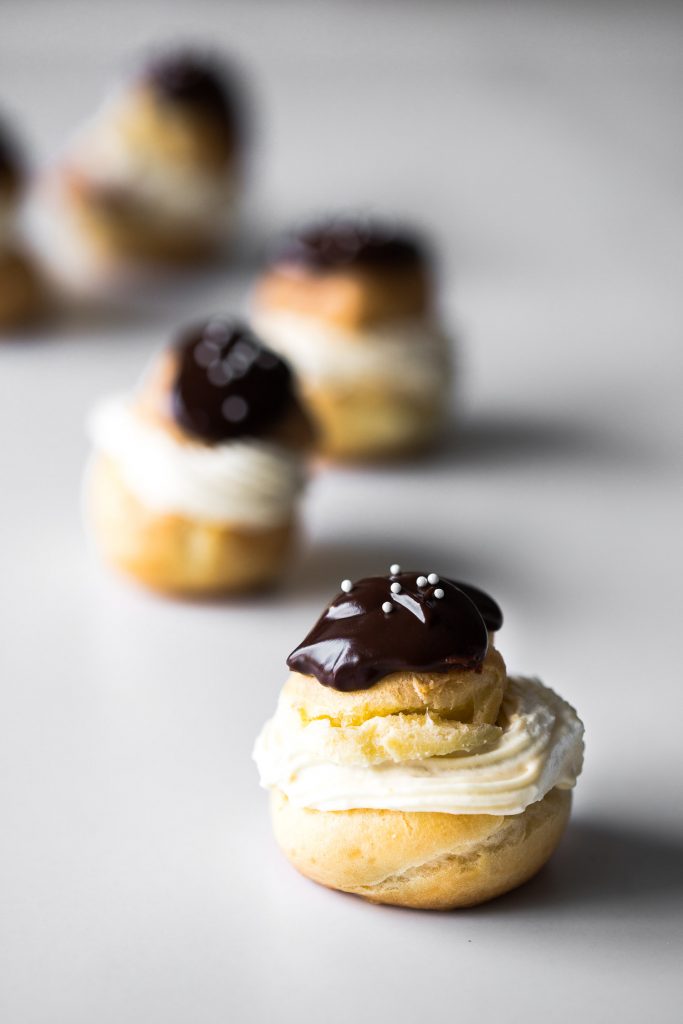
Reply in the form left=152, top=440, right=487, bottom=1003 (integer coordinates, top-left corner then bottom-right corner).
left=252, top=309, right=451, bottom=397
left=254, top=677, right=584, bottom=815
left=88, top=394, right=304, bottom=527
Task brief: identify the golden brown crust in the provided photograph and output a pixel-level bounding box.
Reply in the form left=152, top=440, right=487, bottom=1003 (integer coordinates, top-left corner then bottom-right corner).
left=255, top=264, right=430, bottom=329
left=270, top=787, right=571, bottom=909
left=86, top=454, right=296, bottom=595
left=298, top=379, right=446, bottom=461
left=59, top=170, right=220, bottom=265
left=284, top=645, right=506, bottom=727
left=0, top=247, right=46, bottom=330
left=134, top=346, right=181, bottom=433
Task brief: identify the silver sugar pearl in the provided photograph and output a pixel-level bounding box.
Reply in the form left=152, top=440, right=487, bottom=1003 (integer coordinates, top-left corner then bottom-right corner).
left=382, top=601, right=393, bottom=614
left=390, top=563, right=401, bottom=575
left=416, top=575, right=428, bottom=588
left=207, top=363, right=230, bottom=387
left=222, top=395, right=248, bottom=423
left=341, top=579, right=353, bottom=593
left=428, top=573, right=439, bottom=585
left=434, top=588, right=445, bottom=599
left=204, top=318, right=231, bottom=338
left=194, top=339, right=219, bottom=368
left=390, top=582, right=402, bottom=594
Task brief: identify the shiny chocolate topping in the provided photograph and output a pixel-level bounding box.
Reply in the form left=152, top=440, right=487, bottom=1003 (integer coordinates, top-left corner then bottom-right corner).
left=287, top=571, right=503, bottom=691
left=270, top=216, right=427, bottom=273
left=171, top=319, right=297, bottom=444
left=142, top=50, right=243, bottom=137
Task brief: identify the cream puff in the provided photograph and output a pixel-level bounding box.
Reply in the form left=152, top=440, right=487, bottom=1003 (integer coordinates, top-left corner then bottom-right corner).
left=85, top=318, right=312, bottom=596
left=254, top=569, right=584, bottom=909
left=35, top=49, right=245, bottom=285
left=0, top=119, right=45, bottom=330
left=252, top=217, right=452, bottom=461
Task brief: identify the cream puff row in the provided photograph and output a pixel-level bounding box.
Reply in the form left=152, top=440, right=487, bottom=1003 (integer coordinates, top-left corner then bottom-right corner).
left=10, top=55, right=456, bottom=463
left=83, top=215, right=458, bottom=594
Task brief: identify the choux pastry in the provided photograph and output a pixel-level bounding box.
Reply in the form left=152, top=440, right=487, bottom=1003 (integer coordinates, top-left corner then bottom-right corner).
left=255, top=569, right=584, bottom=909
left=33, top=49, right=246, bottom=288
left=253, top=216, right=452, bottom=461
left=85, top=318, right=312, bottom=596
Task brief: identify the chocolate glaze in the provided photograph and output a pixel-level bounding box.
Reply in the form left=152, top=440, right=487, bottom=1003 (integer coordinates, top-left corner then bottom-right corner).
left=448, top=581, right=503, bottom=633
left=270, top=217, right=427, bottom=273
left=287, top=572, right=503, bottom=691
left=142, top=50, right=244, bottom=140
left=171, top=319, right=297, bottom=444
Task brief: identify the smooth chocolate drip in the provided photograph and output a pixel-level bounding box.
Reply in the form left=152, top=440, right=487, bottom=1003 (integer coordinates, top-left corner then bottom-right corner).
left=270, top=217, right=427, bottom=273
left=142, top=50, right=243, bottom=137
left=287, top=572, right=503, bottom=691
left=448, top=581, right=503, bottom=633
left=171, top=319, right=297, bottom=443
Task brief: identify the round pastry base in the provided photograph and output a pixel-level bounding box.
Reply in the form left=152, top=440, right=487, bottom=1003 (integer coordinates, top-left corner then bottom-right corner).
left=270, top=787, right=571, bottom=910
left=86, top=454, right=296, bottom=597
left=304, top=383, right=447, bottom=462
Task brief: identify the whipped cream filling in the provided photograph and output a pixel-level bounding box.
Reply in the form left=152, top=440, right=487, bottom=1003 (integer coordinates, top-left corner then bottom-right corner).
left=88, top=394, right=304, bottom=527
left=67, top=112, right=237, bottom=233
left=252, top=309, right=451, bottom=397
left=254, top=677, right=584, bottom=815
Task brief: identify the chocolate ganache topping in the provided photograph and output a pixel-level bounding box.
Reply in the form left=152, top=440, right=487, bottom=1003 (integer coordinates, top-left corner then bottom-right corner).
left=142, top=50, right=243, bottom=137
left=287, top=570, right=503, bottom=691
left=171, top=319, right=297, bottom=444
left=271, top=216, right=427, bottom=274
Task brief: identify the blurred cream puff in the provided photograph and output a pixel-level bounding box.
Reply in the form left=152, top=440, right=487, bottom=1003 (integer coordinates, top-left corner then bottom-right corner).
left=0, top=118, right=46, bottom=331
left=34, top=49, right=246, bottom=287
left=254, top=569, right=584, bottom=909
left=252, top=216, right=452, bottom=461
left=85, top=318, right=312, bottom=596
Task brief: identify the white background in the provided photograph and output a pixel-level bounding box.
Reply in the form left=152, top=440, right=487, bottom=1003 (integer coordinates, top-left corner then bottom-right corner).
left=1, top=3, right=682, bottom=1022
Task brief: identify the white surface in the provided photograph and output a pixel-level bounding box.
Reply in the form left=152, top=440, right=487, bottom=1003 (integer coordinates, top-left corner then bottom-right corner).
left=1, top=3, right=682, bottom=1023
